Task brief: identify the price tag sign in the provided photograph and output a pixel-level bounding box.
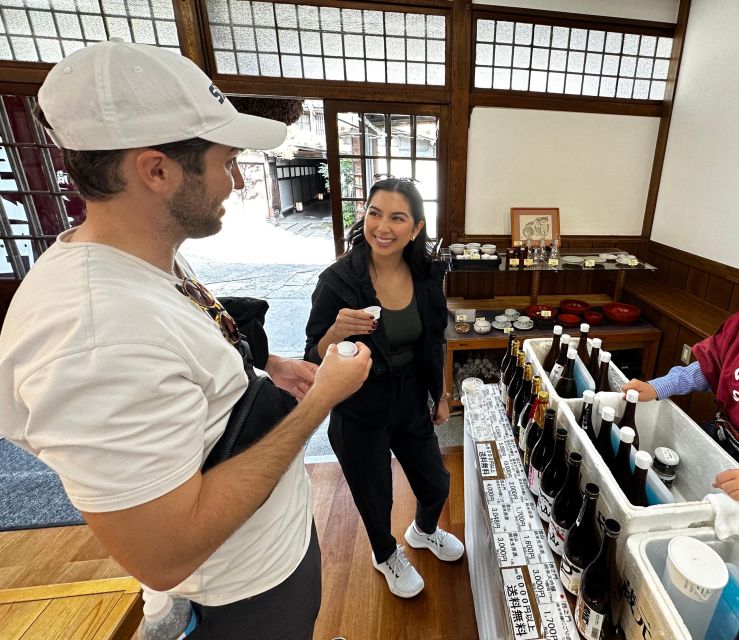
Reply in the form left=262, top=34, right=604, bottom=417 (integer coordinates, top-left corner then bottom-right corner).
left=524, top=258, right=534, bottom=267
left=455, top=313, right=466, bottom=322
left=540, top=310, right=552, bottom=318
left=513, top=240, right=523, bottom=246
left=503, top=327, right=514, bottom=334
left=628, top=259, right=639, bottom=266
left=501, top=566, right=541, bottom=640
left=548, top=258, right=559, bottom=267
left=584, top=259, right=596, bottom=268
left=509, top=258, right=520, bottom=267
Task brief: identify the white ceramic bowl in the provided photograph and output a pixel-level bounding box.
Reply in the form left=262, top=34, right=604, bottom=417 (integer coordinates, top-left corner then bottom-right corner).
left=449, top=245, right=464, bottom=255
left=465, top=242, right=481, bottom=250
left=481, top=247, right=496, bottom=255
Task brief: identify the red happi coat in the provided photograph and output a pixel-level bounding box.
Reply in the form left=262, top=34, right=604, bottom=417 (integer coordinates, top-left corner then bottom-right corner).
left=692, top=311, right=739, bottom=437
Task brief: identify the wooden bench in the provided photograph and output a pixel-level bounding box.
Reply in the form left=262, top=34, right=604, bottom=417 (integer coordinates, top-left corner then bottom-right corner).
left=624, top=275, right=731, bottom=339
left=0, top=577, right=142, bottom=640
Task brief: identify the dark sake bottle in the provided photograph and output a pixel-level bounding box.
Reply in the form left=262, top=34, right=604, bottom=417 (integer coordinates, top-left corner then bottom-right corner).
left=620, top=389, right=641, bottom=450
left=575, top=518, right=621, bottom=640
left=549, top=334, right=571, bottom=386
left=554, top=348, right=578, bottom=399
left=588, top=338, right=602, bottom=379
left=537, top=427, right=569, bottom=523
left=548, top=452, right=583, bottom=556
left=517, top=375, right=542, bottom=450
left=511, top=362, right=533, bottom=431
left=595, top=351, right=612, bottom=393
left=595, top=406, right=617, bottom=468
left=499, top=332, right=517, bottom=391
left=613, top=426, right=635, bottom=487
left=527, top=407, right=556, bottom=497
left=501, top=339, right=520, bottom=397
left=506, top=351, right=526, bottom=420
left=628, top=451, right=653, bottom=507
left=523, top=391, right=549, bottom=471
left=580, top=390, right=596, bottom=442
left=576, top=323, right=591, bottom=363
left=561, top=483, right=601, bottom=595
left=542, top=324, right=563, bottom=372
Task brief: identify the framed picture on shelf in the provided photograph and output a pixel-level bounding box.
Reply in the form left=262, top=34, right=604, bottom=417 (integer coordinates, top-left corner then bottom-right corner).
left=510, top=207, right=560, bottom=246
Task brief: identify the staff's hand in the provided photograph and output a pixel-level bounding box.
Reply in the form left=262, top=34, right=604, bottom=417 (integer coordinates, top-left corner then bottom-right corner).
left=265, top=356, right=318, bottom=401
left=713, top=468, right=739, bottom=501
left=433, top=394, right=450, bottom=425
left=620, top=379, right=658, bottom=402
left=329, top=308, right=377, bottom=341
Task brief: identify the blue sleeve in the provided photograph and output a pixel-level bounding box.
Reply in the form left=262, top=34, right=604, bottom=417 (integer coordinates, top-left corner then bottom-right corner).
left=649, top=361, right=711, bottom=400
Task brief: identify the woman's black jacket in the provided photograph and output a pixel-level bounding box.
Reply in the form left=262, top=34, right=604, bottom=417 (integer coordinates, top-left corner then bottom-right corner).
left=304, top=242, right=448, bottom=426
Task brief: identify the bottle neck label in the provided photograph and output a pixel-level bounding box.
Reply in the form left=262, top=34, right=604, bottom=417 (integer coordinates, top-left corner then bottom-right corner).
left=548, top=519, right=568, bottom=555
left=536, top=490, right=555, bottom=523
left=575, top=597, right=605, bottom=640
left=549, top=363, right=565, bottom=386
left=560, top=554, right=584, bottom=595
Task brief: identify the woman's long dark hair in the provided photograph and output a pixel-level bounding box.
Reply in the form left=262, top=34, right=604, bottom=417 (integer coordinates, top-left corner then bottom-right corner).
left=345, top=178, right=433, bottom=275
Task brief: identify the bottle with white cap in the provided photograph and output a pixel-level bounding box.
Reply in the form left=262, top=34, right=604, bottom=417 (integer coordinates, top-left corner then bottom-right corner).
left=612, top=426, right=636, bottom=487
left=137, top=592, right=197, bottom=639
left=588, top=338, right=602, bottom=379
left=620, top=388, right=641, bottom=449
left=579, top=390, right=596, bottom=442
left=628, top=451, right=653, bottom=507
left=542, top=325, right=563, bottom=372
left=576, top=323, right=590, bottom=363
left=595, top=351, right=612, bottom=393
left=595, top=406, right=616, bottom=467
left=549, top=333, right=571, bottom=386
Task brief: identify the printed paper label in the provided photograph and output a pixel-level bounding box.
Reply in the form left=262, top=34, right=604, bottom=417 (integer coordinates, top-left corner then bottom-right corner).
left=510, top=258, right=520, bottom=267
left=560, top=554, right=584, bottom=595
left=548, top=259, right=559, bottom=266
left=575, top=598, right=605, bottom=640
left=501, top=453, right=525, bottom=478
left=527, top=465, right=542, bottom=496
left=541, top=309, right=552, bottom=318
left=536, top=490, right=555, bottom=523
left=494, top=532, right=527, bottom=568
left=628, top=259, right=638, bottom=266
left=501, top=566, right=541, bottom=639
left=549, top=363, right=565, bottom=386
left=539, top=601, right=579, bottom=640
left=504, top=327, right=514, bottom=334
left=584, top=259, right=596, bottom=268
left=514, top=240, right=523, bottom=246
left=484, top=477, right=532, bottom=505
left=528, top=562, right=568, bottom=605
left=524, top=258, right=534, bottom=267
left=476, top=442, right=500, bottom=478
left=488, top=502, right=539, bottom=533
left=520, top=530, right=550, bottom=565
left=547, top=519, right=569, bottom=556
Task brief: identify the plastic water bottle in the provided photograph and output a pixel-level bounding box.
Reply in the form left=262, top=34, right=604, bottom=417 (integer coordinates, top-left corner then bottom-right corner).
left=137, top=592, right=197, bottom=639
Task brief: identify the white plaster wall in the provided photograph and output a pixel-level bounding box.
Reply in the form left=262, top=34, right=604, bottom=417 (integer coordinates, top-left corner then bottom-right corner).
left=651, top=0, right=739, bottom=269
left=472, top=0, right=678, bottom=23
left=465, top=108, right=660, bottom=236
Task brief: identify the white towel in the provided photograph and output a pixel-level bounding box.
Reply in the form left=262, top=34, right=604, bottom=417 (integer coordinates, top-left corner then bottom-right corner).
left=706, top=492, right=739, bottom=539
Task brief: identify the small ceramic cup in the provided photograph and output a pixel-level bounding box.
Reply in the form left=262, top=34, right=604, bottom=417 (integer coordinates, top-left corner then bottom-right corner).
left=336, top=341, right=358, bottom=358
left=504, top=308, right=519, bottom=319
left=363, top=305, right=381, bottom=319
left=495, top=315, right=509, bottom=324
left=475, top=316, right=487, bottom=326
left=517, top=315, right=533, bottom=327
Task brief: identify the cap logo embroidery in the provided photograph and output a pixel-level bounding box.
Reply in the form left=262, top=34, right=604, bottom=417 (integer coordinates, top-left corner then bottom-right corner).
left=209, top=84, right=225, bottom=104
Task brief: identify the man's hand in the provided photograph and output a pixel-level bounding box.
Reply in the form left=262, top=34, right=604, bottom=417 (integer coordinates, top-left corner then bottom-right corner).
left=308, top=342, right=372, bottom=411
left=433, top=394, right=450, bottom=425
left=620, top=379, right=658, bottom=402
left=265, top=355, right=318, bottom=401
left=713, top=468, right=739, bottom=500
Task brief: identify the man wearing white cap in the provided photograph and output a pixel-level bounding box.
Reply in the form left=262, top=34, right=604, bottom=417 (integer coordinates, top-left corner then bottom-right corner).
left=0, top=40, right=371, bottom=638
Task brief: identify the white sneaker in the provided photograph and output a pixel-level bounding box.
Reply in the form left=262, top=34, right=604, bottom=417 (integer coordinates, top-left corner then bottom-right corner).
left=371, top=545, right=424, bottom=598
left=404, top=522, right=465, bottom=561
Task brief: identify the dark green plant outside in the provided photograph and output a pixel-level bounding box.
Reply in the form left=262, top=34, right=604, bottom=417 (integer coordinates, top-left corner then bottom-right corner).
left=319, top=159, right=360, bottom=229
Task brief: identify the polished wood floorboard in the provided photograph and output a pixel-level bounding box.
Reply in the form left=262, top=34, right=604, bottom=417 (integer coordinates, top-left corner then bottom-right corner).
left=308, top=448, right=478, bottom=640
left=0, top=449, right=478, bottom=640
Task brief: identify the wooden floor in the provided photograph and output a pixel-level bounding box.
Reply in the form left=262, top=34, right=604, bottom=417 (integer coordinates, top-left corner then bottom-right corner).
left=0, top=448, right=478, bottom=640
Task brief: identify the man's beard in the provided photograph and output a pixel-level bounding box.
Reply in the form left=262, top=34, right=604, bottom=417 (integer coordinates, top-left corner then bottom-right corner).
left=166, top=172, right=223, bottom=239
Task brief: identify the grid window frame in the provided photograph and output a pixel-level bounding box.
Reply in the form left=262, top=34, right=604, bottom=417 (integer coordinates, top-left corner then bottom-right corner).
left=0, top=0, right=181, bottom=64
left=204, top=1, right=448, bottom=88
left=473, top=15, right=674, bottom=101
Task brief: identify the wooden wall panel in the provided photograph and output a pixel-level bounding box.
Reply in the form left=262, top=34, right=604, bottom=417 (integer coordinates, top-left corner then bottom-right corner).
left=730, top=285, right=739, bottom=313
left=705, top=275, right=734, bottom=309
left=667, top=261, right=689, bottom=289
left=684, top=268, right=710, bottom=299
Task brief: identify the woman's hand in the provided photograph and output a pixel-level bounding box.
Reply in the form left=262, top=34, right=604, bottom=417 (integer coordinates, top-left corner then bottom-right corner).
left=433, top=394, right=450, bottom=425
left=620, top=379, right=658, bottom=402
left=713, top=468, right=739, bottom=500
left=329, top=308, right=377, bottom=342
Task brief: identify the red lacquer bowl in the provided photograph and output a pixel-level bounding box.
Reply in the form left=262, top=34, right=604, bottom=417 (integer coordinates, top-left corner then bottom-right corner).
left=558, top=313, right=582, bottom=327
left=584, top=310, right=604, bottom=326
left=603, top=302, right=641, bottom=325
left=526, top=304, right=558, bottom=320
left=559, top=299, right=591, bottom=315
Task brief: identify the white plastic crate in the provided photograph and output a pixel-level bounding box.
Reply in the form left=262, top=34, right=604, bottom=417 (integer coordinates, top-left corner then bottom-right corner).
left=620, top=527, right=738, bottom=640
left=522, top=337, right=737, bottom=572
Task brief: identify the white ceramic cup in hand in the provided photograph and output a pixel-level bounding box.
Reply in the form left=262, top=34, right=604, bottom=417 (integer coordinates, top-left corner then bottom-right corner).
left=363, top=305, right=381, bottom=319
left=336, top=341, right=358, bottom=358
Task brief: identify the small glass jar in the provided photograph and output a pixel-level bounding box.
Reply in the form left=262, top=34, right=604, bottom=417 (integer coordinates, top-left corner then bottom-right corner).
left=653, top=446, right=680, bottom=488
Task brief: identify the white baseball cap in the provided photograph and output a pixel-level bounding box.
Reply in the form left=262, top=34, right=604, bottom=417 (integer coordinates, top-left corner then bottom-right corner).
left=38, top=39, right=287, bottom=152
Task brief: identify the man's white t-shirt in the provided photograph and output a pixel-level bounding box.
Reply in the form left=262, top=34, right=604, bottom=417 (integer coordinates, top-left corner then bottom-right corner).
left=0, top=230, right=312, bottom=605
